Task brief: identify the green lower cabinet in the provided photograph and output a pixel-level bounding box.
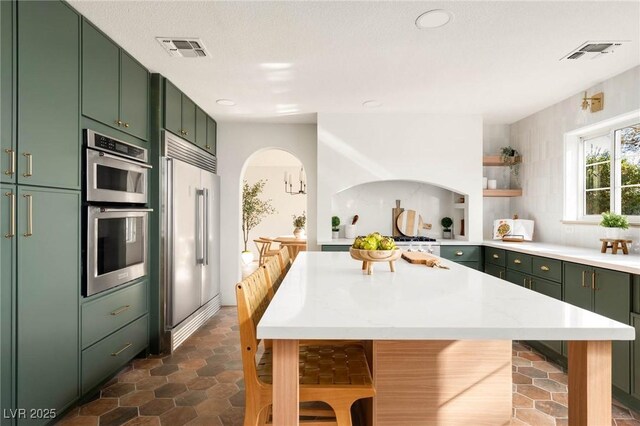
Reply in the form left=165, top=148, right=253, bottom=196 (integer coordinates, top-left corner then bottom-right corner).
left=632, top=313, right=640, bottom=399
left=321, top=245, right=350, bottom=252
left=484, top=262, right=505, bottom=279
left=506, top=251, right=532, bottom=274
left=440, top=245, right=481, bottom=263
left=17, top=187, right=80, bottom=423
left=82, top=315, right=149, bottom=393
left=563, top=262, right=593, bottom=311
left=485, top=247, right=506, bottom=267
left=505, top=269, right=528, bottom=287
left=530, top=276, right=563, bottom=354
left=456, top=261, right=482, bottom=270
left=1, top=185, right=16, bottom=420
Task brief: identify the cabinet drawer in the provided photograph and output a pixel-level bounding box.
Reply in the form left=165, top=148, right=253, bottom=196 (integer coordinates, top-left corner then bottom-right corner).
left=485, top=247, right=506, bottom=267
left=484, top=263, right=506, bottom=280
left=82, top=279, right=148, bottom=349
left=321, top=245, right=350, bottom=252
left=506, top=252, right=532, bottom=274
left=531, top=256, right=562, bottom=283
left=531, top=276, right=562, bottom=300
left=82, top=314, right=148, bottom=393
left=440, top=246, right=481, bottom=262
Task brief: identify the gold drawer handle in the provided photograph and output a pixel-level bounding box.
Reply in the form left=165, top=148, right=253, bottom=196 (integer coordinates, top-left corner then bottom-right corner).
left=115, top=119, right=123, bottom=126
left=492, top=254, right=499, bottom=259
left=110, top=305, right=131, bottom=316
left=581, top=270, right=588, bottom=288
left=111, top=342, right=132, bottom=357
left=205, top=145, right=210, bottom=150
left=514, top=259, right=521, bottom=264
left=455, top=251, right=463, bottom=256
left=540, top=265, right=550, bottom=271
left=124, top=123, right=130, bottom=128
left=4, top=149, right=15, bottom=176
left=498, top=270, right=504, bottom=279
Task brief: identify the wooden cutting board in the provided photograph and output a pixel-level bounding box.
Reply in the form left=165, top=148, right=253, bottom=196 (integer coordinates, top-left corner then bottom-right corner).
left=396, top=210, right=432, bottom=236
left=401, top=252, right=449, bottom=269
left=392, top=200, right=404, bottom=237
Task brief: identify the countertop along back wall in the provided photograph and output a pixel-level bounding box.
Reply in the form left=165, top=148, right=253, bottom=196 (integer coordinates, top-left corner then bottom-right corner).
left=317, top=113, right=483, bottom=243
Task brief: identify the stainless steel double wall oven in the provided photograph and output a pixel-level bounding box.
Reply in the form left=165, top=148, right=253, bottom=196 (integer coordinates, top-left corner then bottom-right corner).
left=83, top=129, right=152, bottom=297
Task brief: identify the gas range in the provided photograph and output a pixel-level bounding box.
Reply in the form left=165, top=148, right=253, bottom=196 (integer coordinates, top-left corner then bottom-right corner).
left=390, top=236, right=440, bottom=255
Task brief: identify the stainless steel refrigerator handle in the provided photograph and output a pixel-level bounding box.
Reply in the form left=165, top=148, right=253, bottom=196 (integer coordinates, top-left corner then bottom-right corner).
left=204, top=188, right=209, bottom=265
left=195, top=189, right=205, bottom=265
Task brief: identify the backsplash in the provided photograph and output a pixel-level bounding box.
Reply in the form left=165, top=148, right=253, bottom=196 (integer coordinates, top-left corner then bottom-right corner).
left=331, top=180, right=457, bottom=239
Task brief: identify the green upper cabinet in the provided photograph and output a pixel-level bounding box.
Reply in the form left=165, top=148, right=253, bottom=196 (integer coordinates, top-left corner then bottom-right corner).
left=1, top=1, right=15, bottom=185
left=1, top=184, right=16, bottom=419
left=17, top=1, right=80, bottom=190
left=119, top=52, right=149, bottom=140
left=17, top=186, right=80, bottom=420
left=181, top=95, right=196, bottom=143
left=82, top=20, right=149, bottom=141
left=164, top=79, right=182, bottom=136
left=206, top=116, right=217, bottom=155
left=82, top=21, right=119, bottom=130
left=195, top=107, right=208, bottom=149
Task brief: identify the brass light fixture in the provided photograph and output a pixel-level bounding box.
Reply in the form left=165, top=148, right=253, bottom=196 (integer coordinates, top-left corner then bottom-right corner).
left=581, top=91, right=604, bottom=113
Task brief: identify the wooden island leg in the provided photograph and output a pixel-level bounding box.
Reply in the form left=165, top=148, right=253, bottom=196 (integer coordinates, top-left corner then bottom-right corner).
left=568, top=341, right=611, bottom=426
left=273, top=339, right=299, bottom=425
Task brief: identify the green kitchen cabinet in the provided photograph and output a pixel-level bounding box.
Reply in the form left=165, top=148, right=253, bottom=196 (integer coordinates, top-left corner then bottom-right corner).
left=17, top=187, right=80, bottom=420
left=529, top=276, right=563, bottom=354
left=1, top=185, right=15, bottom=419
left=321, top=245, right=350, bottom=252
left=17, top=1, right=80, bottom=190
left=440, top=245, right=482, bottom=270
left=506, top=251, right=533, bottom=275
left=484, top=262, right=505, bottom=279
left=195, top=107, right=208, bottom=149
left=485, top=247, right=506, bottom=267
left=181, top=95, right=196, bottom=143
left=1, top=0, right=15, bottom=185
left=564, top=262, right=631, bottom=393
left=164, top=79, right=183, bottom=136
left=206, top=116, right=217, bottom=154
left=82, top=21, right=149, bottom=141
left=632, top=313, right=640, bottom=399
left=506, top=269, right=529, bottom=287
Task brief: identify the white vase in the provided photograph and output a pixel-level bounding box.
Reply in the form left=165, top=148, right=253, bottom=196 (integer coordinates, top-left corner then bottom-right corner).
left=344, top=225, right=357, bottom=239
left=332, top=231, right=340, bottom=239
left=294, top=227, right=306, bottom=239
left=604, top=227, right=620, bottom=240
left=241, top=251, right=254, bottom=265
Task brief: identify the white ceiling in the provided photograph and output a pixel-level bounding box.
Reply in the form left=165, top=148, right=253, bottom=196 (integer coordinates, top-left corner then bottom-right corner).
left=68, top=1, right=640, bottom=124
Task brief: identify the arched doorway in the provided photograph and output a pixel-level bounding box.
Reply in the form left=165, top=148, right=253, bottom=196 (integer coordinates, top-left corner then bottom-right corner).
left=241, top=149, right=308, bottom=273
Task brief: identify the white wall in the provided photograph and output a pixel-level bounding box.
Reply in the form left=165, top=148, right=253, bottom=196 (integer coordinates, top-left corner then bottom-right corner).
left=317, top=113, right=483, bottom=242
left=483, top=124, right=513, bottom=239
left=217, top=123, right=317, bottom=305
left=243, top=150, right=307, bottom=258
left=510, top=65, right=640, bottom=249
left=331, top=180, right=456, bottom=239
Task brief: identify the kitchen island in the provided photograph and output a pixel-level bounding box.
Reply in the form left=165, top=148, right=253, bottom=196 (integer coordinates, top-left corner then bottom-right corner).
left=257, top=251, right=635, bottom=425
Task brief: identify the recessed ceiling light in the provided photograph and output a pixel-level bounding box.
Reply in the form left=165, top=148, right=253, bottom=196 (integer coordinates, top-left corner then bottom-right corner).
left=415, top=9, right=452, bottom=29
left=216, top=99, right=236, bottom=106
left=363, top=100, right=382, bottom=108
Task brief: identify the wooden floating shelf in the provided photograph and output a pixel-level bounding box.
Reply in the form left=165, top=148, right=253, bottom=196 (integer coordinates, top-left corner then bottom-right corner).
left=483, top=189, right=523, bottom=197
left=483, top=155, right=522, bottom=166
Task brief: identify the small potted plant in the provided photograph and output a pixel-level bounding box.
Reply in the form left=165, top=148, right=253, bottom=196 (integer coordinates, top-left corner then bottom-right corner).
left=293, top=212, right=306, bottom=239
left=441, top=217, right=453, bottom=239
left=331, top=216, right=341, bottom=239
left=500, top=146, right=521, bottom=183
left=600, top=211, right=629, bottom=240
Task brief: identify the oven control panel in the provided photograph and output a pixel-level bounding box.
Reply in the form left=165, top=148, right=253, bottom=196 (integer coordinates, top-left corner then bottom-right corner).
left=85, top=129, right=148, bottom=163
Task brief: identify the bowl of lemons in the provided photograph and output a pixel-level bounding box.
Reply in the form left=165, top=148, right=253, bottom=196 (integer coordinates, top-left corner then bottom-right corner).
left=349, top=233, right=401, bottom=275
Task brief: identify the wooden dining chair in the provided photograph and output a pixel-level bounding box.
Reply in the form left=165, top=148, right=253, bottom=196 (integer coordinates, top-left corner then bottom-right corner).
left=236, top=269, right=375, bottom=426
left=254, top=237, right=279, bottom=266
left=277, top=246, right=292, bottom=274
left=261, top=256, right=283, bottom=297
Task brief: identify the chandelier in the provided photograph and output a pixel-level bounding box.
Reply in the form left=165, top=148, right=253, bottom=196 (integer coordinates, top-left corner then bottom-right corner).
left=284, top=167, right=307, bottom=195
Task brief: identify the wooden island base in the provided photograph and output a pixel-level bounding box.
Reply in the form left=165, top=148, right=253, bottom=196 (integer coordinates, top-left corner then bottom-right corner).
left=369, top=340, right=512, bottom=425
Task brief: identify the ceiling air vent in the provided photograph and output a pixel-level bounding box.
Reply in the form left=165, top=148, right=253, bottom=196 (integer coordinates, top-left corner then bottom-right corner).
left=561, top=40, right=629, bottom=61
left=156, top=38, right=209, bottom=58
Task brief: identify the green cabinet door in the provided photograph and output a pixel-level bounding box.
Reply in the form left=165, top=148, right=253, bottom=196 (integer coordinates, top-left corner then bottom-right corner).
left=195, top=107, right=207, bottom=150
left=484, top=262, right=505, bottom=279
left=81, top=20, right=119, bottom=130
left=206, top=116, right=217, bottom=154
left=17, top=187, right=79, bottom=419
left=505, top=269, right=528, bottom=288
left=1, top=185, right=16, bottom=418
left=164, top=80, right=182, bottom=136
left=631, top=313, right=640, bottom=399
left=530, top=276, right=563, bottom=354
left=563, top=262, right=592, bottom=311
left=1, top=1, right=14, bottom=185
left=17, top=1, right=80, bottom=190
left=120, top=52, right=149, bottom=141
left=593, top=267, right=631, bottom=393
left=181, top=95, right=196, bottom=143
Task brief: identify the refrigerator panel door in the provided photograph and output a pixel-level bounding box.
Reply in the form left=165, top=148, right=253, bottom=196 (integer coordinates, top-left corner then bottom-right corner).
left=169, top=158, right=203, bottom=327
left=201, top=171, right=220, bottom=304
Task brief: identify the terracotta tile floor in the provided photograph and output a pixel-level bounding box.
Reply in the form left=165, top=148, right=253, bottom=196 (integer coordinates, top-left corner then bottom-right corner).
left=59, top=307, right=640, bottom=426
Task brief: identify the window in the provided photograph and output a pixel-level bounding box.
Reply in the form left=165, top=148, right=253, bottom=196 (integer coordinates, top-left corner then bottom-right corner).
left=581, top=123, right=640, bottom=218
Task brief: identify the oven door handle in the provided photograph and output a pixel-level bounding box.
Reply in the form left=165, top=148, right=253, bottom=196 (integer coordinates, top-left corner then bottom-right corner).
left=97, top=208, right=154, bottom=213
left=94, top=150, right=153, bottom=169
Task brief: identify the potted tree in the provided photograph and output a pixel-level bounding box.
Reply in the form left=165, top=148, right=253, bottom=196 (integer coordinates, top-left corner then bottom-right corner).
left=441, top=217, right=453, bottom=239
left=293, top=212, right=306, bottom=239
left=600, top=211, right=629, bottom=240
left=242, top=180, right=276, bottom=264
left=332, top=216, right=341, bottom=239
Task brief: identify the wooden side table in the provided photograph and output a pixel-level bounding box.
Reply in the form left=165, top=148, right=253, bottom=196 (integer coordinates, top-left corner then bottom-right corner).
left=600, top=239, right=632, bottom=255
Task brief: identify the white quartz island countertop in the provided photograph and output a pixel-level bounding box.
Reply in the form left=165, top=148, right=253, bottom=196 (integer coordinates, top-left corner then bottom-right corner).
left=258, top=251, right=634, bottom=341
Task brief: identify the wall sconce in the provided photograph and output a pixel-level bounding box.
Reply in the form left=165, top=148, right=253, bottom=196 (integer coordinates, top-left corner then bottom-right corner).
left=581, top=91, right=604, bottom=113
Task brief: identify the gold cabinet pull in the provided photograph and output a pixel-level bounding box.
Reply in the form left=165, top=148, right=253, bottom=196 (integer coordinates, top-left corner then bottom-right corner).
left=23, top=194, right=33, bottom=237
left=592, top=270, right=598, bottom=291
left=4, top=192, right=15, bottom=238
left=4, top=149, right=15, bottom=176
left=492, top=254, right=499, bottom=259
left=115, top=119, right=122, bottom=126
left=205, top=144, right=210, bottom=150
left=455, top=251, right=463, bottom=256
left=22, top=153, right=32, bottom=177
left=523, top=278, right=528, bottom=289
left=514, top=259, right=521, bottom=264
left=581, top=270, right=588, bottom=288
left=110, top=305, right=131, bottom=316
left=499, top=270, right=504, bottom=279
left=111, top=342, right=132, bottom=357
left=124, top=123, right=130, bottom=128
left=540, top=265, right=550, bottom=271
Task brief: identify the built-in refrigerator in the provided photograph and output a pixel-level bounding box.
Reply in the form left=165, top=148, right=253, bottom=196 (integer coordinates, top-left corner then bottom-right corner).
left=161, top=131, right=220, bottom=352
